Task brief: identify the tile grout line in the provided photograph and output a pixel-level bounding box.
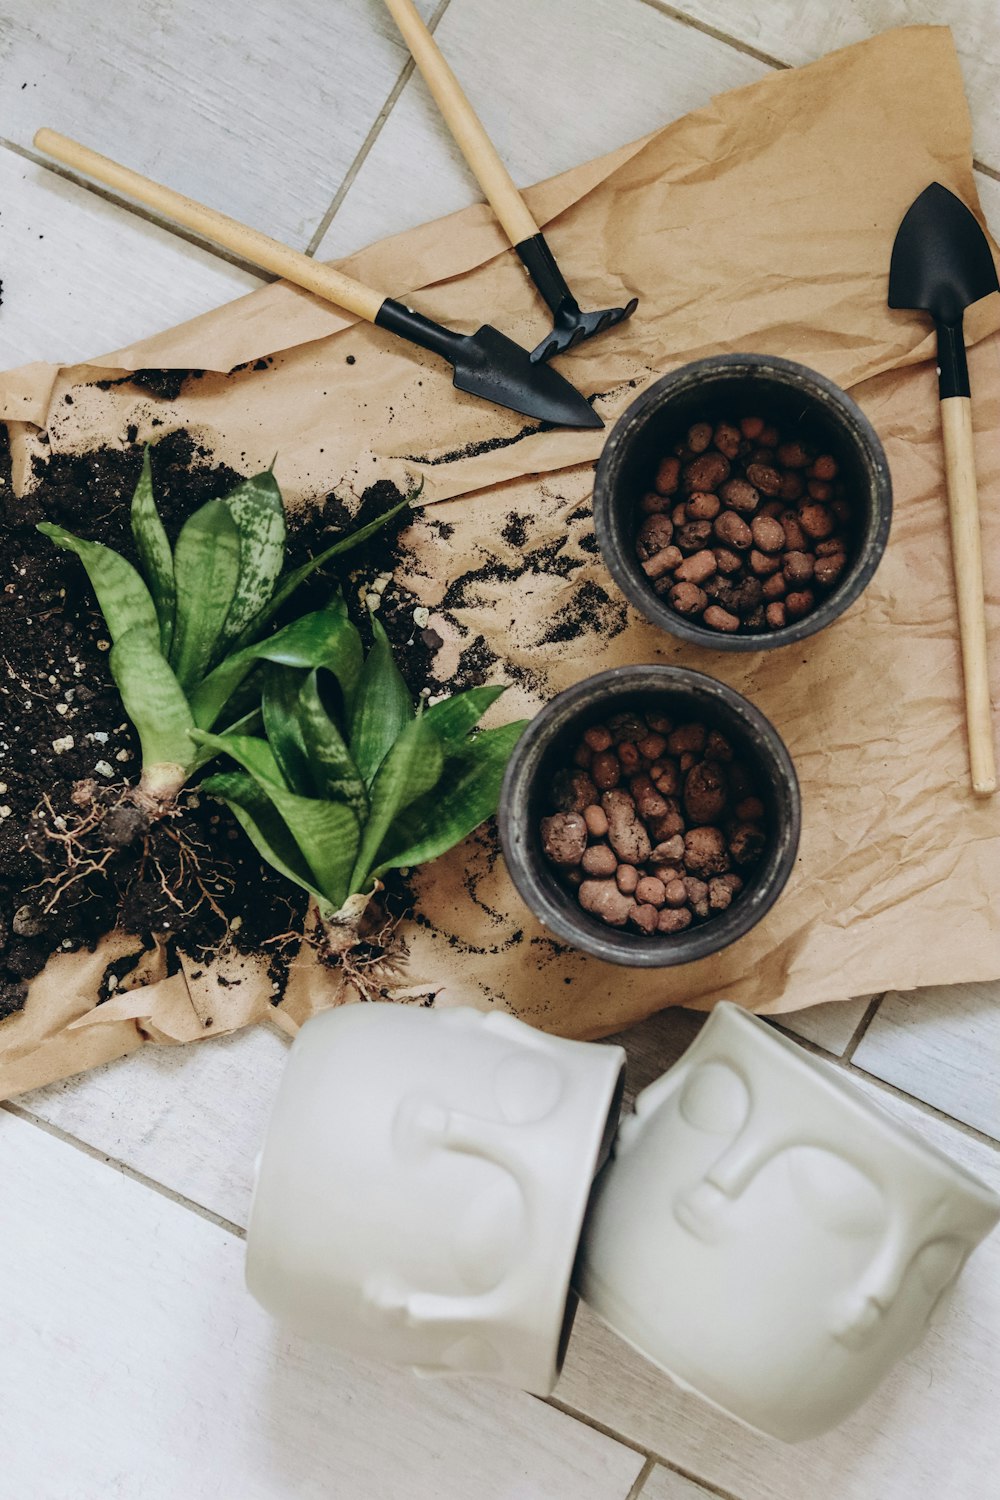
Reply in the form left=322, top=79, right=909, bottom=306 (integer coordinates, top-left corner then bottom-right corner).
left=1, top=1099, right=248, bottom=1239
left=544, top=1394, right=741, bottom=1500
left=623, top=1456, right=656, bottom=1500
left=770, top=1028, right=1000, bottom=1151
left=842, top=992, right=886, bottom=1062
left=844, top=1061, right=1000, bottom=1152
left=303, top=0, right=455, bottom=259
left=0, top=136, right=271, bottom=282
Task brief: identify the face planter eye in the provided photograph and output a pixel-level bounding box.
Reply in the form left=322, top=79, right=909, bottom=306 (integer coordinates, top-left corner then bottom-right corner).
left=678, top=1061, right=751, bottom=1136
left=785, top=1148, right=886, bottom=1239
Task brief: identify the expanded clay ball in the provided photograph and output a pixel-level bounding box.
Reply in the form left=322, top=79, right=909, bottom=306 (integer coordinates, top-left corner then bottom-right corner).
left=635, top=411, right=854, bottom=635
left=539, top=708, right=761, bottom=936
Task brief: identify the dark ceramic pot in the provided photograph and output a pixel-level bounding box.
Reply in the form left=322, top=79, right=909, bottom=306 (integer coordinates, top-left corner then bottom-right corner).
left=593, top=354, right=892, bottom=651
left=498, top=665, right=801, bottom=968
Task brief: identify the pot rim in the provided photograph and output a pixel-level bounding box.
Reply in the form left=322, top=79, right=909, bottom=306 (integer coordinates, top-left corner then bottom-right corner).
left=498, top=664, right=801, bottom=968
left=593, top=352, right=893, bottom=652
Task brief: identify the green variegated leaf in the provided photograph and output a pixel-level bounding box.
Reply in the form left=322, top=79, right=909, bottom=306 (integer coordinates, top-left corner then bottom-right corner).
left=349, top=615, right=413, bottom=786
left=189, top=603, right=363, bottom=730
left=129, top=446, right=176, bottom=656
left=218, top=470, right=286, bottom=653
left=190, top=729, right=284, bottom=785
left=297, top=669, right=367, bottom=818
left=200, top=770, right=322, bottom=901
left=109, top=625, right=196, bottom=775
left=169, top=500, right=242, bottom=689
left=422, top=685, right=506, bottom=747
left=261, top=664, right=314, bottom=797
left=37, top=523, right=159, bottom=643
left=192, top=727, right=359, bottom=908
left=350, top=714, right=444, bottom=894
left=371, top=719, right=527, bottom=879
left=253, top=494, right=412, bottom=633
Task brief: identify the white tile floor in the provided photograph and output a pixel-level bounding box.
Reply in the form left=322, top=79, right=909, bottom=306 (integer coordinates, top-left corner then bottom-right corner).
left=1, top=2, right=999, bottom=1496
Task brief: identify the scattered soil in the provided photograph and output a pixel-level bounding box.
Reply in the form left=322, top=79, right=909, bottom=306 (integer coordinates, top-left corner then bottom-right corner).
left=0, top=424, right=415, bottom=1021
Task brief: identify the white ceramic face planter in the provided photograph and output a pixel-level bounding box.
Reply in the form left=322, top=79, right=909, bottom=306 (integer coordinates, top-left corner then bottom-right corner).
left=245, top=1004, right=626, bottom=1396
left=576, top=1003, right=1000, bottom=1442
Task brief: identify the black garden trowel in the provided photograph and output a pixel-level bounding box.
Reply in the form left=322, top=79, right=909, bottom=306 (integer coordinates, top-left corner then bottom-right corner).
left=382, top=0, right=637, bottom=363
left=889, top=181, right=1000, bottom=795
left=34, top=129, right=603, bottom=432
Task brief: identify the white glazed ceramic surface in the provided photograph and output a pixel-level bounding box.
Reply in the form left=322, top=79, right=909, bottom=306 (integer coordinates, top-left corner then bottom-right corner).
left=576, top=1003, right=1000, bottom=1442
left=246, top=1003, right=625, bottom=1395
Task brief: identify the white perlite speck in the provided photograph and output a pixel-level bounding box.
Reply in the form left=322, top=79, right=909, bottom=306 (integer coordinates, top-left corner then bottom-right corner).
left=52, top=736, right=74, bottom=755
left=412, top=606, right=430, bottom=628
left=94, top=760, right=114, bottom=778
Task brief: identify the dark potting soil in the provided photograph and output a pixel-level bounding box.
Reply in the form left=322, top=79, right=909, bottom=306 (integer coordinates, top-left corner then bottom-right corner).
left=0, top=427, right=415, bottom=1021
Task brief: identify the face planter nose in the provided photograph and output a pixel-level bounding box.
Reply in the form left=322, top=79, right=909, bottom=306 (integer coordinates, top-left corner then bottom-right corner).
left=673, top=1181, right=730, bottom=1242
left=831, top=1292, right=885, bottom=1351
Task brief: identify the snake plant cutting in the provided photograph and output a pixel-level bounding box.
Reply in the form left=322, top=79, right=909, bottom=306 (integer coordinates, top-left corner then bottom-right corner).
left=38, top=447, right=408, bottom=830
left=194, top=606, right=527, bottom=955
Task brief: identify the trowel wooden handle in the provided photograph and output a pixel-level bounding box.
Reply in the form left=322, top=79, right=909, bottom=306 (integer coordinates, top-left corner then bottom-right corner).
left=940, top=396, right=996, bottom=795
left=382, top=0, right=538, bottom=247
left=33, top=128, right=386, bottom=324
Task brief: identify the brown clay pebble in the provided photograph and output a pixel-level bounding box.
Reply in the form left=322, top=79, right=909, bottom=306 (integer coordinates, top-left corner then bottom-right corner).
left=674, top=549, right=717, bottom=586
left=765, top=601, right=786, bottom=629
left=650, top=760, right=680, bottom=795
left=667, top=724, right=706, bottom=755
left=798, top=503, right=835, bottom=540
left=675, top=519, right=713, bottom=553
left=714, top=422, right=742, bottom=459
left=740, top=416, right=764, bottom=439
left=783, top=550, right=814, bottom=584
left=641, top=546, right=681, bottom=580
left=629, top=903, right=660, bottom=934
left=683, top=826, right=729, bottom=876
left=751, top=514, right=785, bottom=553
left=669, top=582, right=708, bottom=616
left=636, top=514, right=675, bottom=559
left=685, top=877, right=711, bottom=919
left=602, top=789, right=652, bottom=864
left=552, top=769, right=597, bottom=813
left=687, top=421, right=713, bottom=453
left=664, top=878, right=688, bottom=908
left=579, top=881, right=634, bottom=927
left=582, top=844, right=618, bottom=877
left=810, top=454, right=838, bottom=480
left=778, top=471, right=804, bottom=502
left=591, top=751, right=621, bottom=789
left=683, top=453, right=730, bottom=493
left=686, top=491, right=722, bottom=521
left=729, top=823, right=766, bottom=867
left=714, top=511, right=752, bottom=550
left=785, top=589, right=815, bottom=620
left=618, top=742, right=641, bottom=773
left=635, top=876, right=666, bottom=907
left=713, top=546, right=743, bottom=575
left=630, top=774, right=668, bottom=820
left=683, top=761, right=728, bottom=822
left=749, top=549, right=781, bottom=577
left=651, top=834, right=685, bottom=862
left=736, top=797, right=766, bottom=822
left=584, top=725, right=613, bottom=753
left=814, top=552, right=846, bottom=588
left=616, top=864, right=639, bottom=895
left=703, top=605, right=740, bottom=633
left=776, top=441, right=810, bottom=469
left=719, top=478, right=759, bottom=515
left=540, top=813, right=587, bottom=867
left=655, top=456, right=681, bottom=495
left=762, top=572, right=786, bottom=600
left=745, top=462, right=781, bottom=496
left=640, top=490, right=670, bottom=515
left=583, top=804, right=609, bottom=837
left=657, top=906, right=693, bottom=934
left=637, top=733, right=667, bottom=761
left=574, top=743, right=592, bottom=768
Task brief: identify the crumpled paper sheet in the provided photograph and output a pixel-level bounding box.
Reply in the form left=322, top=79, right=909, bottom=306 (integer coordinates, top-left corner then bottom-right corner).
left=2, top=26, right=999, bottom=1097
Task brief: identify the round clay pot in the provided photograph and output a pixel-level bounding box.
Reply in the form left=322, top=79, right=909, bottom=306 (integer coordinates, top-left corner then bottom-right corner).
left=497, top=664, right=800, bottom=967
left=593, top=353, right=892, bottom=651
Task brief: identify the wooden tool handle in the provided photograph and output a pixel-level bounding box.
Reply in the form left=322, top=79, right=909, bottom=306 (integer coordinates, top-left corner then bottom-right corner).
left=382, top=0, right=538, bottom=247
left=33, top=128, right=386, bottom=324
left=940, top=396, right=997, bottom=795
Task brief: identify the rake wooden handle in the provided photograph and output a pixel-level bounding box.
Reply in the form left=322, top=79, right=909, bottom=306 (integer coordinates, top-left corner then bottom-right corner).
left=33, top=128, right=386, bottom=324
left=382, top=0, right=538, bottom=247
left=940, top=396, right=996, bottom=795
